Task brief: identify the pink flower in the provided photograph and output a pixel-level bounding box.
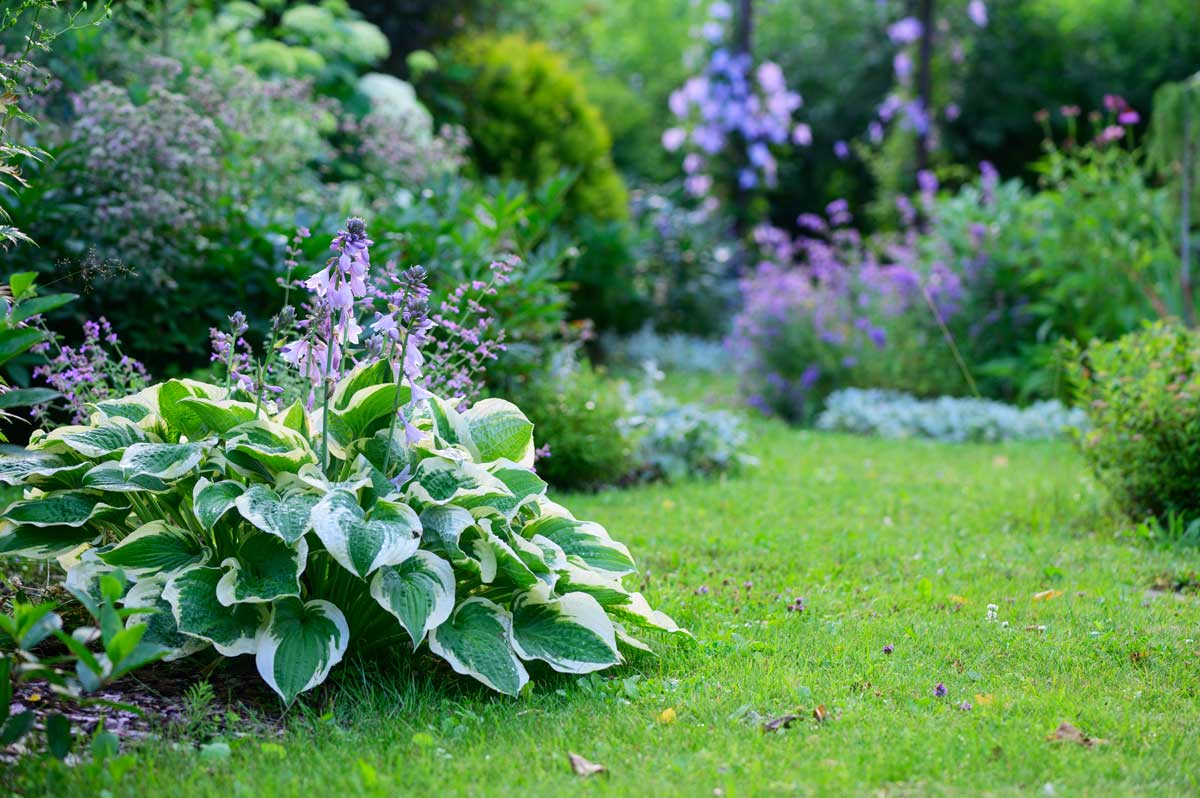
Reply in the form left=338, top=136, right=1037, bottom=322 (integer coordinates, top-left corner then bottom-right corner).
left=1118, top=110, right=1140, bottom=126
left=967, top=0, right=988, bottom=27
left=662, top=127, right=687, bottom=152
left=792, top=123, right=812, bottom=146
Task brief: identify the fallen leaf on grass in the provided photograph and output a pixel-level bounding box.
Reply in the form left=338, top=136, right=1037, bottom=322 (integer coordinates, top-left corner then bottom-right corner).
left=762, top=714, right=800, bottom=733
left=1032, top=589, right=1063, bottom=602
left=992, top=455, right=1009, bottom=468
left=973, top=693, right=995, bottom=707
left=568, top=752, right=606, bottom=777
left=657, top=707, right=677, bottom=725
left=812, top=704, right=828, bottom=722
left=1047, top=721, right=1105, bottom=748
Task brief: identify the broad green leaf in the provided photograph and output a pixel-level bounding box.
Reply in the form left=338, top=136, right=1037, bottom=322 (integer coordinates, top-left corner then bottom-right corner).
left=192, top=478, right=244, bottom=530
left=99, top=521, right=205, bottom=575
left=234, top=484, right=318, bottom=545
left=405, top=457, right=513, bottom=508
left=225, top=421, right=316, bottom=473
left=254, top=597, right=348, bottom=705
left=0, top=523, right=96, bottom=558
left=511, top=589, right=620, bottom=674
left=119, top=442, right=204, bottom=480
left=428, top=597, right=528, bottom=696
left=82, top=462, right=170, bottom=493
left=310, top=490, right=421, bottom=578
left=123, top=577, right=208, bottom=661
left=462, top=399, right=534, bottom=466
left=613, top=621, right=654, bottom=655
left=369, top=550, right=454, bottom=647
left=45, top=713, right=73, bottom=760
left=487, top=460, right=547, bottom=515
left=275, top=400, right=310, bottom=435
left=44, top=419, right=146, bottom=458
left=176, top=396, right=259, bottom=435
left=0, top=450, right=78, bottom=486
left=523, top=516, right=636, bottom=577
left=3, top=491, right=123, bottom=527
left=0, top=387, right=58, bottom=410
left=217, top=534, right=307, bottom=605
left=7, top=272, right=36, bottom=298
left=157, top=380, right=209, bottom=439
left=327, top=382, right=413, bottom=452
left=8, top=292, right=75, bottom=324
left=0, top=328, right=45, bottom=367
left=426, top=395, right=474, bottom=453
left=163, top=566, right=263, bottom=655
left=331, top=360, right=391, bottom=410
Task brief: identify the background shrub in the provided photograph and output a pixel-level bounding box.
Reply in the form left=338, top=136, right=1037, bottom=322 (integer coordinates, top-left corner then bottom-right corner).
left=1065, top=321, right=1200, bottom=526
left=426, top=33, right=629, bottom=223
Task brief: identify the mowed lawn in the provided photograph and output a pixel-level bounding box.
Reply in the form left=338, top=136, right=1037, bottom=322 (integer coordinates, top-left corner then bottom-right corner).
left=12, top=412, right=1200, bottom=797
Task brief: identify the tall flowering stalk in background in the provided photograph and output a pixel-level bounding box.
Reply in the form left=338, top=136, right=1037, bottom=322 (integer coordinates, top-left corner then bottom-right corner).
left=662, top=0, right=808, bottom=206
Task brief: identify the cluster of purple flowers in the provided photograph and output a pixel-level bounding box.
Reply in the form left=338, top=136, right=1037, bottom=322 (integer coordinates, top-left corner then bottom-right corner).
left=662, top=2, right=807, bottom=196
left=32, top=317, right=149, bottom=424
left=729, top=192, right=971, bottom=420
left=1035, top=95, right=1141, bottom=148
left=344, top=116, right=469, bottom=204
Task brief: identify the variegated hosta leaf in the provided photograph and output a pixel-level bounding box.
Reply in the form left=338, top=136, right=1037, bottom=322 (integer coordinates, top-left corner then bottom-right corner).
left=487, top=461, right=548, bottom=517
left=330, top=360, right=391, bottom=410
left=510, top=589, right=620, bottom=674
left=462, top=399, right=535, bottom=466
left=217, top=534, right=307, bottom=605
left=610, top=592, right=686, bottom=635
left=175, top=395, right=259, bottom=436
left=157, top=379, right=210, bottom=439
left=0, top=522, right=97, bottom=558
left=163, top=566, right=264, bottom=656
left=192, top=478, right=244, bottom=530
left=255, top=598, right=349, bottom=705
left=98, top=521, right=206, bottom=576
left=274, top=400, right=311, bottom=436
left=294, top=458, right=374, bottom=496
left=554, top=562, right=631, bottom=607
left=327, top=382, right=413, bottom=447
left=119, top=442, right=205, bottom=480
left=369, top=550, right=455, bottom=647
left=234, top=484, right=318, bottom=545
left=522, top=516, right=637, bottom=577
left=310, top=490, right=421, bottom=578
left=0, top=451, right=85, bottom=487
left=82, top=462, right=170, bottom=493
left=3, top=491, right=124, bottom=527
left=425, top=396, right=477, bottom=456
left=123, top=576, right=209, bottom=661
left=419, top=505, right=477, bottom=564
left=405, top=456, right=513, bottom=508
left=90, top=397, right=153, bottom=424
left=467, top=521, right=539, bottom=590
left=428, top=597, right=528, bottom=697
left=225, top=421, right=316, bottom=474
left=41, top=418, right=146, bottom=458
left=613, top=621, right=655, bottom=656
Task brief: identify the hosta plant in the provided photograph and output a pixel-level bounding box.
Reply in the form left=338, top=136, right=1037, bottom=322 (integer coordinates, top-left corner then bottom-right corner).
left=0, top=359, right=681, bottom=705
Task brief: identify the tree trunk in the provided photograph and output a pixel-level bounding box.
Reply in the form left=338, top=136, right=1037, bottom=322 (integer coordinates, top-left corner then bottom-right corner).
left=732, top=0, right=754, bottom=235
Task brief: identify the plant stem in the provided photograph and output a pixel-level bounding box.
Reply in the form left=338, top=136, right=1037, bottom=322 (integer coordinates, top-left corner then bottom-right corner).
left=319, top=318, right=336, bottom=475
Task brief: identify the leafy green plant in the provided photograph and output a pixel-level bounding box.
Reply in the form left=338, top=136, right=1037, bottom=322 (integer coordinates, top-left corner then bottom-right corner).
left=0, top=366, right=682, bottom=704
left=427, top=33, right=628, bottom=223
left=1065, top=320, right=1200, bottom=529
left=1, top=571, right=166, bottom=760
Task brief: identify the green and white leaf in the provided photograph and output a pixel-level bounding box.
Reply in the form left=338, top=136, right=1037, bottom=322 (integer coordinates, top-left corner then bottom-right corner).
left=510, top=589, right=620, bottom=674
left=192, top=478, right=244, bottom=530
left=98, top=521, right=206, bottom=576
left=234, top=484, right=318, bottom=545
left=310, top=490, right=421, bottom=578
left=225, top=421, right=316, bottom=473
left=0, top=451, right=80, bottom=486
left=523, top=516, right=636, bottom=577
left=369, top=550, right=454, bottom=647
left=554, top=562, right=631, bottom=607
left=487, top=460, right=547, bottom=516
left=467, top=521, right=539, bottom=590
left=610, top=592, right=687, bottom=635
left=163, top=566, right=264, bottom=655
left=119, top=442, right=205, bottom=480
left=124, top=577, right=209, bottom=661
left=41, top=418, right=146, bottom=458
left=82, top=462, right=170, bottom=493
left=175, top=396, right=259, bottom=436
left=217, top=534, right=307, bottom=605
left=405, top=456, right=513, bottom=508
left=418, top=505, right=477, bottom=564
left=462, top=399, right=535, bottom=466
left=254, top=598, right=348, bottom=705
left=0, top=523, right=96, bottom=558
left=427, top=597, right=528, bottom=697
left=3, top=491, right=123, bottom=527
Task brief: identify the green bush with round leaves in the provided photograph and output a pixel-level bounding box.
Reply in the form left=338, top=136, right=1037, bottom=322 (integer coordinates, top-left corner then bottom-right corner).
left=0, top=365, right=683, bottom=704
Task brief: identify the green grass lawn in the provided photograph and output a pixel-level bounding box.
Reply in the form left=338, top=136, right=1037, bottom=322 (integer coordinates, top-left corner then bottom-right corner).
left=12, top=414, right=1200, bottom=797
